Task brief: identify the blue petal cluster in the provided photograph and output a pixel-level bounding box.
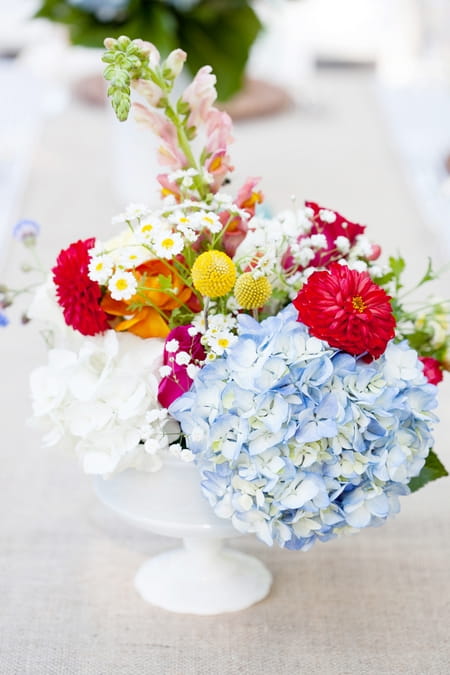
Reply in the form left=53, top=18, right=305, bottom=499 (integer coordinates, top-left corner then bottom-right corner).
left=170, top=305, right=438, bottom=550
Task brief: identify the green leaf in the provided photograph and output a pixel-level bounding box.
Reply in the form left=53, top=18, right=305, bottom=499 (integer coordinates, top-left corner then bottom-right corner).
left=417, top=258, right=436, bottom=286
left=372, top=270, right=395, bottom=287
left=177, top=2, right=262, bottom=100
left=35, top=0, right=261, bottom=99
left=408, top=450, right=448, bottom=493
left=403, top=329, right=433, bottom=351
left=389, top=255, right=405, bottom=275
left=157, top=274, right=172, bottom=291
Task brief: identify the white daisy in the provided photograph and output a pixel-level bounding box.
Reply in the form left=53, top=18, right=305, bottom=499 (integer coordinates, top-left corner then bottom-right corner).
left=195, top=210, right=222, bottom=233
left=212, top=191, right=233, bottom=207
left=108, top=270, right=137, bottom=301
left=88, top=255, right=114, bottom=285
left=170, top=211, right=195, bottom=229
left=117, top=246, right=150, bottom=268
left=152, top=231, right=184, bottom=258
left=135, top=217, right=163, bottom=242
left=205, top=330, right=237, bottom=356
left=177, top=223, right=197, bottom=243
left=125, top=203, right=150, bottom=220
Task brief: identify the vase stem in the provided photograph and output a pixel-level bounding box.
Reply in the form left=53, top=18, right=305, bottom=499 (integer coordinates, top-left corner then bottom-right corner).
left=182, top=536, right=222, bottom=559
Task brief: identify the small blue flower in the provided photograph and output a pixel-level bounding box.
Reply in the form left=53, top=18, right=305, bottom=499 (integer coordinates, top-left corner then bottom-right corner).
left=170, top=304, right=439, bottom=550
left=0, top=311, right=9, bottom=327
left=13, top=219, right=40, bottom=245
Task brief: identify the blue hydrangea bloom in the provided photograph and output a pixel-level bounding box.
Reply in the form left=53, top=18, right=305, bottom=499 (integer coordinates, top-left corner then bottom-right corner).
left=170, top=304, right=438, bottom=550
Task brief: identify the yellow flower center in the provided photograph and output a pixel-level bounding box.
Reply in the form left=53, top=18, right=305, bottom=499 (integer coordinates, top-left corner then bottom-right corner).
left=141, top=224, right=153, bottom=232
left=162, top=238, right=175, bottom=249
left=115, top=278, right=129, bottom=291
left=191, top=250, right=237, bottom=298
left=234, top=273, right=272, bottom=310
left=352, top=295, right=367, bottom=313
left=218, top=338, right=230, bottom=348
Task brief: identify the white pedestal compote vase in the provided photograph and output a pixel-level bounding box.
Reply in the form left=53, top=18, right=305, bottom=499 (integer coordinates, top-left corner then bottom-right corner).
left=94, top=455, right=272, bottom=615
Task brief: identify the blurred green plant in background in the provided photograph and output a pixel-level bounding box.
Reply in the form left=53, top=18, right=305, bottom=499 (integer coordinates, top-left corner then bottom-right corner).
left=35, top=0, right=262, bottom=100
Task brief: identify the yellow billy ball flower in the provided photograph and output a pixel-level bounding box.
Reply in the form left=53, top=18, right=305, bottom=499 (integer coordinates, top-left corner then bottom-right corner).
left=191, top=250, right=237, bottom=298
left=234, top=272, right=272, bottom=310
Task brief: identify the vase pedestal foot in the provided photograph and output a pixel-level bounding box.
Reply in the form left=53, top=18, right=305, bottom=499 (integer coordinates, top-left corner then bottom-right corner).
left=134, top=537, right=272, bottom=615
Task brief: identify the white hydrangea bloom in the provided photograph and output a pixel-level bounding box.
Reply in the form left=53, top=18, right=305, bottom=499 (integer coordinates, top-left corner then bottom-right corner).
left=29, top=331, right=178, bottom=476
left=27, top=276, right=78, bottom=346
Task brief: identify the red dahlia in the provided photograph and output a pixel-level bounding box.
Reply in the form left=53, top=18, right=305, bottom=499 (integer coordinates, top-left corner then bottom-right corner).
left=52, top=238, right=109, bottom=336
left=293, top=262, right=396, bottom=359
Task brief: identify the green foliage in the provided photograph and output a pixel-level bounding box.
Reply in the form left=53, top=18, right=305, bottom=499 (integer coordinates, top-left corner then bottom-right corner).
left=176, top=1, right=262, bottom=101
left=35, top=0, right=262, bottom=100
left=168, top=305, right=196, bottom=330
left=374, top=256, right=450, bottom=364
left=408, top=450, right=448, bottom=492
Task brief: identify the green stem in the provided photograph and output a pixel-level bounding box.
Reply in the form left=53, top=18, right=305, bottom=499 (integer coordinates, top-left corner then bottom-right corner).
left=203, top=296, right=210, bottom=331
left=164, top=103, right=208, bottom=199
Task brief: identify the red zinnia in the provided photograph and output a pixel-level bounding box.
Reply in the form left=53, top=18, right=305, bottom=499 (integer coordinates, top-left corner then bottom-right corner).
left=293, top=263, right=396, bottom=359
left=419, top=357, right=444, bottom=385
left=52, top=238, right=109, bottom=336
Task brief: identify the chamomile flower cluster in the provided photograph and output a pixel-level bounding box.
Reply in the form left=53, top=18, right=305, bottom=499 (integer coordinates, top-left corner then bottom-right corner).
left=170, top=304, right=438, bottom=550
left=86, top=199, right=245, bottom=304
left=194, top=311, right=239, bottom=358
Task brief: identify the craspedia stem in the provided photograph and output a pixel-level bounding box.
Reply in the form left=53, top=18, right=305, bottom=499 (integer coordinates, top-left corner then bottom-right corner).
left=204, top=296, right=210, bottom=331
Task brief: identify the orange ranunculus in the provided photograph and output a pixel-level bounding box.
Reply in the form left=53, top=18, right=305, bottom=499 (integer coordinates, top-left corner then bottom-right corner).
left=101, top=260, right=196, bottom=338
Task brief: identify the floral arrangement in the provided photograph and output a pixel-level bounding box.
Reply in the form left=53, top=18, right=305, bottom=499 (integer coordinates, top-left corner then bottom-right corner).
left=3, top=36, right=448, bottom=551
left=35, top=0, right=262, bottom=100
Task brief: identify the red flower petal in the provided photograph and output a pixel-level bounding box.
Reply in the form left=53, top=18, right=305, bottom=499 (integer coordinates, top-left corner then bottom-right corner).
left=158, top=325, right=206, bottom=407
left=293, top=263, right=396, bottom=359
left=419, top=357, right=444, bottom=385
left=52, top=238, right=109, bottom=336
